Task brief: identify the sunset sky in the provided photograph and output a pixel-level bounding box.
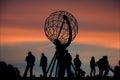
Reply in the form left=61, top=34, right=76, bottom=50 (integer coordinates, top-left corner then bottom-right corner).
left=0, top=0, right=120, bottom=76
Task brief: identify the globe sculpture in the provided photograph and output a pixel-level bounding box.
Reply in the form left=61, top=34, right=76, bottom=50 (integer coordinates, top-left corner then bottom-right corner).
left=44, top=10, right=78, bottom=45
left=44, top=11, right=78, bottom=77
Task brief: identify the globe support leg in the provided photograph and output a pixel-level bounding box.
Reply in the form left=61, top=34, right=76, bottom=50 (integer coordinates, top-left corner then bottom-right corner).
left=46, top=51, right=58, bottom=77
left=49, top=55, right=57, bottom=77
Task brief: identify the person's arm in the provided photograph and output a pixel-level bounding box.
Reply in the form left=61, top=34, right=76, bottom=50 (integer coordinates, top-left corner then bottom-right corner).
left=63, top=15, right=72, bottom=48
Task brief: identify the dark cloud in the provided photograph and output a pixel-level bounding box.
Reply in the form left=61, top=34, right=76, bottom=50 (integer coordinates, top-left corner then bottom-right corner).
left=79, top=21, right=120, bottom=32
left=0, top=19, right=43, bottom=30
left=0, top=0, right=120, bottom=32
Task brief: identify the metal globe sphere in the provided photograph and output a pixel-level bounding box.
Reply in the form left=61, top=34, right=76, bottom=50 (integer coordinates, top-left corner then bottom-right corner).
left=44, top=10, right=78, bottom=45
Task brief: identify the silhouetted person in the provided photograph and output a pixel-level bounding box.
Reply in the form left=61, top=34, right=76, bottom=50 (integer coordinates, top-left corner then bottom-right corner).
left=110, top=60, right=120, bottom=78
left=53, top=15, right=72, bottom=77
left=96, top=58, right=103, bottom=76
left=23, top=51, right=35, bottom=78
left=40, top=53, right=47, bottom=77
left=97, top=56, right=110, bottom=76
left=90, top=56, right=96, bottom=77
left=102, top=56, right=110, bottom=76
left=74, top=54, right=82, bottom=77
left=65, top=50, right=73, bottom=77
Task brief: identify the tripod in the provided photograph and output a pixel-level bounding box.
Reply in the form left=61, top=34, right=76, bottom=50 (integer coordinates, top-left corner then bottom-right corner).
left=46, top=50, right=57, bottom=77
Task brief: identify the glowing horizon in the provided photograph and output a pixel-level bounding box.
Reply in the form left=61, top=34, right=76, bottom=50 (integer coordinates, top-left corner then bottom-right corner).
left=1, top=26, right=119, bottom=50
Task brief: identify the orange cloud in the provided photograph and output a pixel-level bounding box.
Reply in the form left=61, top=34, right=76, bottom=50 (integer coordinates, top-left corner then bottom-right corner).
left=1, top=25, right=119, bottom=50
left=0, top=26, right=48, bottom=44
left=74, top=30, right=120, bottom=49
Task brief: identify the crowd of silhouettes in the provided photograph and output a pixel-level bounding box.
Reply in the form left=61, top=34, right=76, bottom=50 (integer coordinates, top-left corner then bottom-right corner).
left=0, top=52, right=120, bottom=79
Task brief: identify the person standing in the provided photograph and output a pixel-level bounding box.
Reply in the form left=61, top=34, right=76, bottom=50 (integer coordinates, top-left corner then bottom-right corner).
left=102, top=56, right=110, bottom=76
left=74, top=54, right=82, bottom=77
left=23, top=51, right=36, bottom=78
left=90, top=56, right=96, bottom=77
left=40, top=53, right=47, bottom=77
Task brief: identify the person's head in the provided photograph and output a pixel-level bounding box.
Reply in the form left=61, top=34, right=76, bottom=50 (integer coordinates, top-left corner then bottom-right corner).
left=28, top=51, right=32, bottom=55
left=41, top=53, right=44, bottom=56
left=76, top=54, right=79, bottom=58
left=103, top=56, right=108, bottom=60
left=92, top=56, right=94, bottom=60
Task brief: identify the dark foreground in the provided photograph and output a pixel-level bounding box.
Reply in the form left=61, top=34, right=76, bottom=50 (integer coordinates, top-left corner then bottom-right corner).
left=21, top=77, right=119, bottom=80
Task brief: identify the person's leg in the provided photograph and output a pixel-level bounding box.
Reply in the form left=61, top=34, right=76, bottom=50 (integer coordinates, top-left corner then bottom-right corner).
left=43, top=66, right=47, bottom=77
left=90, top=69, right=93, bottom=77
left=44, top=66, right=47, bottom=77
left=23, top=65, right=29, bottom=77
left=30, top=65, right=33, bottom=78
left=77, top=67, right=81, bottom=76
left=74, top=66, right=78, bottom=76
